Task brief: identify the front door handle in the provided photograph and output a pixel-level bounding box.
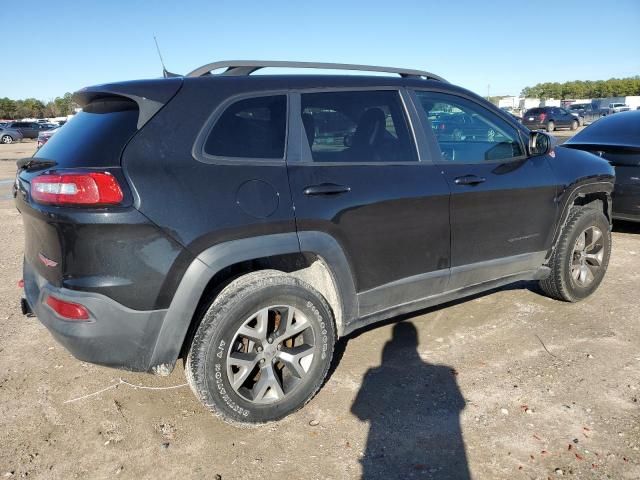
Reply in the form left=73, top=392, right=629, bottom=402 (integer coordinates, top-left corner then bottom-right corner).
left=303, top=183, right=351, bottom=196
left=454, top=175, right=486, bottom=186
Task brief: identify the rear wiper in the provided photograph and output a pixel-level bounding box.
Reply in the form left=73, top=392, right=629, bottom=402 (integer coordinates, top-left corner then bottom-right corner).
left=17, top=158, right=57, bottom=171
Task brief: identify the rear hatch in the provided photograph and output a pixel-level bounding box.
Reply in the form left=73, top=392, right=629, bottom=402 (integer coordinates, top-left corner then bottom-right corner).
left=16, top=78, right=182, bottom=291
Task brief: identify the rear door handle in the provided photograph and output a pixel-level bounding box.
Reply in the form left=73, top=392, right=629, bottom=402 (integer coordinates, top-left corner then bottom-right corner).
left=454, top=175, right=486, bottom=186
left=303, top=183, right=351, bottom=196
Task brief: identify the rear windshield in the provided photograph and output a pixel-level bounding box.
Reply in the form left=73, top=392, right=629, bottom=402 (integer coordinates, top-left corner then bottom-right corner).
left=35, top=97, right=139, bottom=168
left=569, top=104, right=588, bottom=110
left=525, top=108, right=543, bottom=115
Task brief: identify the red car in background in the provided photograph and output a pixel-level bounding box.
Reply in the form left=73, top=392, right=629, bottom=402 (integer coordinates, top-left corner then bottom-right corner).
left=37, top=127, right=59, bottom=149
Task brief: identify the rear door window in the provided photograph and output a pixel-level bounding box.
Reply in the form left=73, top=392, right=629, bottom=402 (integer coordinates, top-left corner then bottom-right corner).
left=299, top=90, right=416, bottom=163
left=204, top=95, right=287, bottom=159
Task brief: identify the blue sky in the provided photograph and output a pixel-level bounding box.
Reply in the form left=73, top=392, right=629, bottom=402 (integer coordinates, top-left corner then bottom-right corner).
left=1, top=0, right=638, bottom=100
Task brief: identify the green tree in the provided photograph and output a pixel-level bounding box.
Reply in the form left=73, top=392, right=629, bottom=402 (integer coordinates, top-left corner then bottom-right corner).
left=521, top=76, right=640, bottom=99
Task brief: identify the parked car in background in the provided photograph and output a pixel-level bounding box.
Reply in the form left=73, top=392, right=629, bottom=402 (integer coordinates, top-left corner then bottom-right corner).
left=568, top=103, right=603, bottom=126
left=430, top=112, right=501, bottom=141
left=607, top=103, right=630, bottom=114
left=522, top=107, right=579, bottom=132
left=16, top=60, right=615, bottom=425
left=563, top=110, right=640, bottom=222
left=500, top=107, right=522, bottom=122
left=0, top=126, right=24, bottom=144
left=36, top=127, right=59, bottom=149
left=3, top=121, right=53, bottom=139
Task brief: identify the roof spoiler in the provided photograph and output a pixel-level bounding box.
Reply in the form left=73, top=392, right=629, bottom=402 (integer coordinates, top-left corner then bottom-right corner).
left=73, top=77, right=183, bottom=129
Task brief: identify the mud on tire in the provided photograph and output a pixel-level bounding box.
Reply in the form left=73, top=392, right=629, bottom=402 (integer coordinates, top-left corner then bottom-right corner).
left=539, top=206, right=611, bottom=302
left=185, top=270, right=336, bottom=425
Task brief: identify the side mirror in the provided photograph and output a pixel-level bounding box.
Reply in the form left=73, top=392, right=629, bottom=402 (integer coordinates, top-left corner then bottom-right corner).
left=528, top=131, right=553, bottom=156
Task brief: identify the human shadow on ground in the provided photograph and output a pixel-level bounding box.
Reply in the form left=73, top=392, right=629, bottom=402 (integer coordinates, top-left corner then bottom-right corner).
left=351, top=322, right=471, bottom=480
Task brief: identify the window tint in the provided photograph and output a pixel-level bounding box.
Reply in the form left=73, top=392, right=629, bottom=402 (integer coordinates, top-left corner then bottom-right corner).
left=204, top=95, right=286, bottom=159
left=300, top=90, right=416, bottom=163
left=415, top=91, right=524, bottom=163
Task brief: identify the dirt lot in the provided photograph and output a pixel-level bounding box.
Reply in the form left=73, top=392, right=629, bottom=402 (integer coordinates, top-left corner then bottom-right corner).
left=0, top=140, right=638, bottom=479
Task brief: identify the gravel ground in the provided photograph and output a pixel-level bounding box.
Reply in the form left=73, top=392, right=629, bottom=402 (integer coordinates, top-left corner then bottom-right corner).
left=0, top=140, right=638, bottom=479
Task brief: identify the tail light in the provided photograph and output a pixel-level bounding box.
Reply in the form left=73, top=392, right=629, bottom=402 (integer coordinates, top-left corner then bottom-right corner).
left=46, top=295, right=90, bottom=320
left=538, top=113, right=547, bottom=122
left=31, top=172, right=123, bottom=206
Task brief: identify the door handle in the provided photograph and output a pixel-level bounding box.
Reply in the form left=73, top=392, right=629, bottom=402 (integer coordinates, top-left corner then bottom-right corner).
left=454, top=175, right=486, bottom=186
left=303, top=183, right=351, bottom=196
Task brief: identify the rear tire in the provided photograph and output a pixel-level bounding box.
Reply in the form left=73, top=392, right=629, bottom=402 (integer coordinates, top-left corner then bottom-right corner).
left=1, top=135, right=13, bottom=144
left=546, top=121, right=555, bottom=132
left=570, top=120, right=578, bottom=130
left=539, top=207, right=611, bottom=302
left=185, top=270, right=336, bottom=425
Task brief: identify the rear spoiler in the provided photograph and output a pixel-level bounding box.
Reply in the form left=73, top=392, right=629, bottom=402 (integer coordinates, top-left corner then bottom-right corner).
left=73, top=77, right=183, bottom=129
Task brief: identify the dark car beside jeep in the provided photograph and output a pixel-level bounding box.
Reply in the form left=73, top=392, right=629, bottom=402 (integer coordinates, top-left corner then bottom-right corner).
left=15, top=61, right=614, bottom=424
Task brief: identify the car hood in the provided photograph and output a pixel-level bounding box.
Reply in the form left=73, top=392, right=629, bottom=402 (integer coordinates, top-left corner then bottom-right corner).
left=564, top=110, right=640, bottom=150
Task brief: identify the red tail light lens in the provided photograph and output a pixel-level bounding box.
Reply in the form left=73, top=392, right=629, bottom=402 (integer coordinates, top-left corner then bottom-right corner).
left=46, top=295, right=90, bottom=320
left=31, top=172, right=123, bottom=206
left=539, top=113, right=547, bottom=122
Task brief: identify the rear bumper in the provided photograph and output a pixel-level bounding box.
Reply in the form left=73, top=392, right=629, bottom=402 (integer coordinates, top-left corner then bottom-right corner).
left=23, top=259, right=168, bottom=372
left=522, top=122, right=546, bottom=130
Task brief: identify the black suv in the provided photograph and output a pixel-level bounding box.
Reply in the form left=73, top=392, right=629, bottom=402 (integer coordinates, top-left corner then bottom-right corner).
left=16, top=61, right=614, bottom=424
left=522, top=106, right=579, bottom=132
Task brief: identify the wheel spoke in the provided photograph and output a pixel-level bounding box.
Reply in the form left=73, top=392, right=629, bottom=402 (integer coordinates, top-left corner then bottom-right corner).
left=574, top=231, right=586, bottom=252
left=237, top=308, right=269, bottom=343
left=251, top=364, right=285, bottom=403
left=571, top=264, right=581, bottom=280
left=586, top=247, right=604, bottom=267
left=585, top=227, right=602, bottom=251
left=583, top=264, right=595, bottom=284
left=277, top=308, right=311, bottom=341
left=276, top=344, right=315, bottom=378
left=228, top=351, right=259, bottom=389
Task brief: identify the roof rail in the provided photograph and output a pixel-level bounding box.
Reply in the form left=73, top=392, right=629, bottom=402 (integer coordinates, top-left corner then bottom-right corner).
left=185, top=60, right=447, bottom=82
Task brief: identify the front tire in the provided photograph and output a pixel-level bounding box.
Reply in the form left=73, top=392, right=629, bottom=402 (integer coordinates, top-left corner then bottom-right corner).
left=539, top=207, right=611, bottom=302
left=1, top=135, right=13, bottom=144
left=186, top=271, right=336, bottom=425
left=546, top=121, right=555, bottom=132
left=570, top=120, right=578, bottom=130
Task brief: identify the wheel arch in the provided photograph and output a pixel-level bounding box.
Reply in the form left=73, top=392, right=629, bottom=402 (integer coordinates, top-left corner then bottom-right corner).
left=546, top=183, right=613, bottom=264
left=147, top=232, right=357, bottom=374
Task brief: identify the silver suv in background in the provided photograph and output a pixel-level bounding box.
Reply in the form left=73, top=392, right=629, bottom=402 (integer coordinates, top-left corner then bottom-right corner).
left=0, top=126, right=24, bottom=144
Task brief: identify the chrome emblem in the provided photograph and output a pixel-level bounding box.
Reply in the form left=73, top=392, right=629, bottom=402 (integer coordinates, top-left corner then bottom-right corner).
left=38, top=253, right=58, bottom=268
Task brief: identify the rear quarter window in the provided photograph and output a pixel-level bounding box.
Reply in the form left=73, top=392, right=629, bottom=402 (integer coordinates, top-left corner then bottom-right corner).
left=203, top=95, right=287, bottom=160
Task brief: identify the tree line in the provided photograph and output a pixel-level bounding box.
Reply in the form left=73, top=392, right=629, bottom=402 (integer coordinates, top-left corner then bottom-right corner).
left=0, top=93, right=76, bottom=119
left=521, top=76, right=640, bottom=100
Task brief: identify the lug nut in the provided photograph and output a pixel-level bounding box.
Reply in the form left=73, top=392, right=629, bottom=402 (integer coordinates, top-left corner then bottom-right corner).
left=267, top=337, right=273, bottom=344
left=256, top=346, right=263, bottom=352
left=277, top=344, right=282, bottom=350
left=259, top=359, right=266, bottom=365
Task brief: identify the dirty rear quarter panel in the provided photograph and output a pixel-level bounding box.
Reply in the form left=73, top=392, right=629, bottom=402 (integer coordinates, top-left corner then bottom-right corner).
left=121, top=77, right=297, bottom=256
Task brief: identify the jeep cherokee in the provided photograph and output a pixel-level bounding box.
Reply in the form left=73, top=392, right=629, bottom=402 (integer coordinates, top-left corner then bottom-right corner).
left=15, top=60, right=615, bottom=424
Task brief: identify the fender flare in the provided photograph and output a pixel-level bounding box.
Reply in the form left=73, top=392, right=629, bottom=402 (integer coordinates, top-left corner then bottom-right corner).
left=147, top=231, right=358, bottom=372
left=547, top=180, right=613, bottom=261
